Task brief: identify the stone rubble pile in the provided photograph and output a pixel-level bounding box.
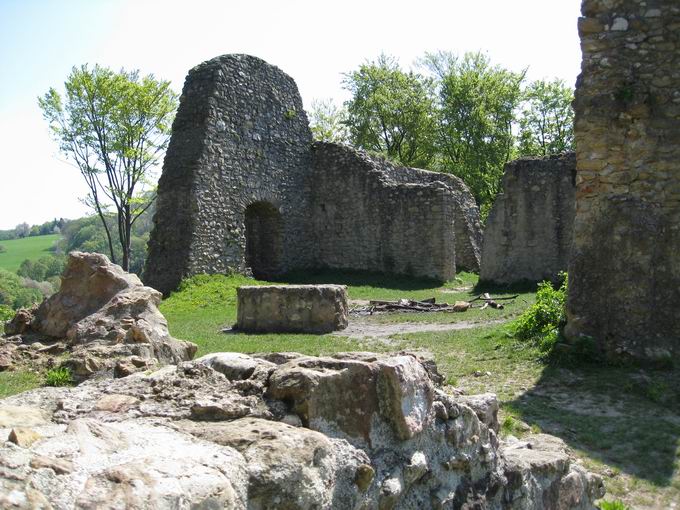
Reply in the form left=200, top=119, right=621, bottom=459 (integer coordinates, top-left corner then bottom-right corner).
left=0, top=350, right=604, bottom=509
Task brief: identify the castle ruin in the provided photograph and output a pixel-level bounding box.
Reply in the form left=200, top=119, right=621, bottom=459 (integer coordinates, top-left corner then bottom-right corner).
left=566, top=0, right=680, bottom=360
left=480, top=153, right=575, bottom=285
left=144, top=54, right=482, bottom=295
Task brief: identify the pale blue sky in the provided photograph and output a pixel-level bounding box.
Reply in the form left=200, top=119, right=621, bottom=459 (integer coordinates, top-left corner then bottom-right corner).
left=0, top=0, right=582, bottom=229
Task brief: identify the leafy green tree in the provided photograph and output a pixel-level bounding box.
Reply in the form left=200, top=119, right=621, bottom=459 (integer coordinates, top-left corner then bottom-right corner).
left=517, top=79, right=574, bottom=157
left=14, top=223, right=30, bottom=238
left=343, top=55, right=437, bottom=168
left=308, top=99, right=349, bottom=144
left=0, top=269, right=42, bottom=309
left=422, top=51, right=525, bottom=211
left=39, top=64, right=178, bottom=271
left=17, top=255, right=65, bottom=282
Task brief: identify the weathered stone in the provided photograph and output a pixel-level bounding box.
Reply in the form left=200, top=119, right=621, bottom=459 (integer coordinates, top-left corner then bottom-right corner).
left=8, top=428, right=42, bottom=448
left=567, top=0, right=680, bottom=360
left=459, top=393, right=500, bottom=433
left=236, top=284, right=348, bottom=333
left=376, top=355, right=434, bottom=440
left=0, top=353, right=603, bottom=509
left=3, top=252, right=196, bottom=380
left=177, top=417, right=369, bottom=509
left=0, top=405, right=49, bottom=428
left=501, top=434, right=605, bottom=509
left=144, top=54, right=483, bottom=295
left=197, top=352, right=276, bottom=382
left=481, top=153, right=575, bottom=285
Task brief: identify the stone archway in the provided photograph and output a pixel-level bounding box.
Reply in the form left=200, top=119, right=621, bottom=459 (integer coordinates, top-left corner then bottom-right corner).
left=245, top=202, right=283, bottom=279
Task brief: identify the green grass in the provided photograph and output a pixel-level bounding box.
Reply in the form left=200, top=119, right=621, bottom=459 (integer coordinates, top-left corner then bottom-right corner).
left=0, top=370, right=42, bottom=398
left=0, top=234, right=60, bottom=272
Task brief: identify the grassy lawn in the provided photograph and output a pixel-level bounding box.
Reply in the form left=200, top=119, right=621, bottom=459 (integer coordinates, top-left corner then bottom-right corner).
left=0, top=234, right=60, bottom=272
left=0, top=269, right=676, bottom=508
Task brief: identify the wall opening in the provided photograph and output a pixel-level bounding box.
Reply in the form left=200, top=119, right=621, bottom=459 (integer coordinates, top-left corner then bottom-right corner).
left=245, top=201, right=283, bottom=279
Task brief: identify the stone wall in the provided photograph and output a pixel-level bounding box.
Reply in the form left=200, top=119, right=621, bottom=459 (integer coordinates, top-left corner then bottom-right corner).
left=480, top=153, right=575, bottom=284
left=311, top=143, right=457, bottom=281
left=146, top=55, right=484, bottom=294
left=145, top=55, right=315, bottom=294
left=566, top=0, right=680, bottom=360
left=381, top=158, right=483, bottom=272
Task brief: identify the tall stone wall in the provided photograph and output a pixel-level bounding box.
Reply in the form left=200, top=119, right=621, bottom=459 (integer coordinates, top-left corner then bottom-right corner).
left=311, top=143, right=457, bottom=281
left=566, top=1, right=680, bottom=360
left=382, top=161, right=483, bottom=272
left=145, top=55, right=315, bottom=294
left=480, top=154, right=575, bottom=285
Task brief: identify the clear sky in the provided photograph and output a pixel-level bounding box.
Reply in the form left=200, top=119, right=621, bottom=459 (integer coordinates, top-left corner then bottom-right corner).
left=0, top=0, right=582, bottom=230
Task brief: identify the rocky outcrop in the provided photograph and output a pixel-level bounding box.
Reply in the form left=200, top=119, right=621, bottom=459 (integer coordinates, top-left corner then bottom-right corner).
left=0, top=352, right=604, bottom=509
left=1, top=252, right=196, bottom=379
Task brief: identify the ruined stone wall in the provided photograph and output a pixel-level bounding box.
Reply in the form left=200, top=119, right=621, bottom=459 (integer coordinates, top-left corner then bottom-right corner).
left=480, top=153, right=575, bottom=285
left=566, top=1, right=680, bottom=360
left=145, top=55, right=315, bottom=294
left=311, top=143, right=457, bottom=281
left=382, top=162, right=483, bottom=272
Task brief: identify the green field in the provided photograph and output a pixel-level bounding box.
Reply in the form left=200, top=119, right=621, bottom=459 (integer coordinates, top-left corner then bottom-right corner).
left=0, top=234, right=60, bottom=272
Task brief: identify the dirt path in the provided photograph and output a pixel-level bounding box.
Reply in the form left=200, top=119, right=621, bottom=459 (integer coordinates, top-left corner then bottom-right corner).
left=334, top=318, right=506, bottom=339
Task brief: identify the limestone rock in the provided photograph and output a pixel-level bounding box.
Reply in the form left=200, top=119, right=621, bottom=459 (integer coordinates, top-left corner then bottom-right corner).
left=8, top=427, right=42, bottom=448
left=3, top=252, right=196, bottom=380
left=0, top=353, right=604, bottom=509
left=177, top=417, right=369, bottom=509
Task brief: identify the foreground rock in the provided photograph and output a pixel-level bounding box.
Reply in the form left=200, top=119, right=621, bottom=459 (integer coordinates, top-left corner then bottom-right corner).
left=1, top=252, right=196, bottom=379
left=0, top=352, right=604, bottom=509
left=236, top=284, right=349, bottom=333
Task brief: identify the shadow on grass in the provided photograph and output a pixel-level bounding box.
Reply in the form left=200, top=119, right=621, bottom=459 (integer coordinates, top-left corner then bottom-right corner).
left=276, top=268, right=443, bottom=291
left=507, top=361, right=680, bottom=485
left=473, top=278, right=538, bottom=295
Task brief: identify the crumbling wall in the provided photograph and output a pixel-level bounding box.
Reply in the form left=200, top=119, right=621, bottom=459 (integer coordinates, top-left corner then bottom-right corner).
left=382, top=160, right=483, bottom=272
left=145, top=54, right=315, bottom=294
left=480, top=153, right=575, bottom=284
left=311, top=143, right=457, bottom=281
left=146, top=55, right=485, bottom=293
left=566, top=0, right=680, bottom=360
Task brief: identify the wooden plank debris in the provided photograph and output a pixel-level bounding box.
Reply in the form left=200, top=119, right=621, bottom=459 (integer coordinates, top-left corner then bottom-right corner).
left=351, top=294, right=517, bottom=316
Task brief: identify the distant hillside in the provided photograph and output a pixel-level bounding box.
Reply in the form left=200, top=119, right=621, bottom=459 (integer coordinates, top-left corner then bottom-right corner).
left=0, top=234, right=60, bottom=272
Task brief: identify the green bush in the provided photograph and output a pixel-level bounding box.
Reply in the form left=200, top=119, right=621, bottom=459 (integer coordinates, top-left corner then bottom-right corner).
left=0, top=244, right=5, bottom=253
left=0, top=269, right=42, bottom=309
left=17, top=255, right=65, bottom=281
left=599, top=500, right=630, bottom=510
left=44, top=367, right=73, bottom=387
left=0, top=304, right=14, bottom=322
left=513, top=272, right=567, bottom=351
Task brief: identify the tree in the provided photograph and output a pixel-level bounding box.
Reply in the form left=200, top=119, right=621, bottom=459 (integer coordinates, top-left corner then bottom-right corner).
left=14, top=223, right=30, bottom=238
left=39, top=65, right=178, bottom=271
left=422, top=51, right=525, bottom=211
left=517, top=79, right=574, bottom=157
left=308, top=99, right=349, bottom=144
left=343, top=55, right=437, bottom=168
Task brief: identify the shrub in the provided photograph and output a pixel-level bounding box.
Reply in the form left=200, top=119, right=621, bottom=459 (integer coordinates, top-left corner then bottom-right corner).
left=513, top=272, right=567, bottom=351
left=44, top=367, right=73, bottom=387
left=599, top=500, right=630, bottom=510
left=0, top=244, right=5, bottom=253
left=0, top=269, right=42, bottom=309
left=0, top=304, right=14, bottom=322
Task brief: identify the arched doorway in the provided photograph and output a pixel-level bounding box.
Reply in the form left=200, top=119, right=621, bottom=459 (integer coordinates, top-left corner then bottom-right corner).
left=244, top=202, right=283, bottom=279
